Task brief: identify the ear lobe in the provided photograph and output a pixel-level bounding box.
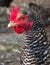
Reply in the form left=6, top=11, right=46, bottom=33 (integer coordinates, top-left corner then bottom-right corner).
left=25, top=15, right=28, bottom=18
left=25, top=15, right=29, bottom=20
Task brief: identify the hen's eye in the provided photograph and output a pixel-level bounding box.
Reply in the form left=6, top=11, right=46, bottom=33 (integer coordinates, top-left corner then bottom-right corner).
left=21, top=17, right=25, bottom=20
left=22, top=17, right=25, bottom=19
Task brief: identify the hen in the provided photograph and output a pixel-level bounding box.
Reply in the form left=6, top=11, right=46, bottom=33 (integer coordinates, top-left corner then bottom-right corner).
left=8, top=6, right=50, bottom=65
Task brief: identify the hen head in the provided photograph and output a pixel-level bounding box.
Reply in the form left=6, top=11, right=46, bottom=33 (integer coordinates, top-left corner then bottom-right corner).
left=8, top=6, right=34, bottom=34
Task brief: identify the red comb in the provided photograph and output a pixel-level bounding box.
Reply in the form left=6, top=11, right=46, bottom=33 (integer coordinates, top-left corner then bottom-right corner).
left=10, top=6, right=20, bottom=21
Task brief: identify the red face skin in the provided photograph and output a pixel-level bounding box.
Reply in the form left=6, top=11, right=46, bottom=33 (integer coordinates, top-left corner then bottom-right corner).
left=10, top=6, right=34, bottom=34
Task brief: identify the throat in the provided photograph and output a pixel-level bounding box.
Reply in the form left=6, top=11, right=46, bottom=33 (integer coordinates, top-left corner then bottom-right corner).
left=22, top=27, right=48, bottom=65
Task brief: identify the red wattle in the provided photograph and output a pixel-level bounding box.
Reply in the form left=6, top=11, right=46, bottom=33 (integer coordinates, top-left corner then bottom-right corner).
left=14, top=26, right=25, bottom=34
left=13, top=21, right=34, bottom=34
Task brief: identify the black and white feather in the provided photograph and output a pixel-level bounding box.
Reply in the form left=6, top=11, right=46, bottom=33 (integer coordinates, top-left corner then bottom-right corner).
left=20, top=10, right=50, bottom=65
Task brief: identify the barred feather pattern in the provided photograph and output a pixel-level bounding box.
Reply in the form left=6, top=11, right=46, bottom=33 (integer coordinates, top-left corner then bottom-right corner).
left=20, top=12, right=50, bottom=65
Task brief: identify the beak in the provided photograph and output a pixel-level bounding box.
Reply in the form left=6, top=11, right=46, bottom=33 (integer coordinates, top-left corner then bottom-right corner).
left=8, top=22, right=17, bottom=28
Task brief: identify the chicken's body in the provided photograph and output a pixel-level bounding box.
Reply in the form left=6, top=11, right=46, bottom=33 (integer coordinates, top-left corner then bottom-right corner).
left=20, top=11, right=50, bottom=65
left=8, top=7, right=50, bottom=65
left=28, top=2, right=50, bottom=27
